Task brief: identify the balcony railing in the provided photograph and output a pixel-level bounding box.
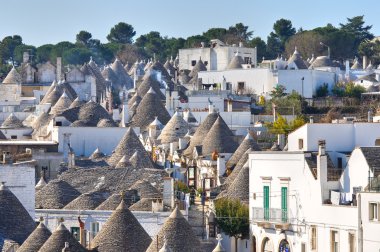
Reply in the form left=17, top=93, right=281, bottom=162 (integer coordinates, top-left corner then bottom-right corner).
left=252, top=207, right=291, bottom=224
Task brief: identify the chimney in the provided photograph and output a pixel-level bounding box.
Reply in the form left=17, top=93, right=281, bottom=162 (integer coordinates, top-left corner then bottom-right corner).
left=309, top=116, right=314, bottom=124
left=68, top=147, right=75, bottom=169
left=2, top=151, right=12, bottom=164
left=56, top=57, right=62, bottom=81
left=208, top=99, right=214, bottom=114
left=23, top=51, right=29, bottom=63
left=163, top=177, right=175, bottom=208
left=345, top=60, right=350, bottom=79
left=77, top=217, right=86, bottom=247
left=112, top=109, right=120, bottom=121
left=239, top=41, right=243, bottom=48
left=363, top=56, right=368, bottom=69
left=227, top=99, right=233, bottom=112
left=317, top=140, right=328, bottom=201
left=165, top=90, right=171, bottom=112
left=201, top=42, right=205, bottom=48
left=216, top=155, right=226, bottom=186
left=368, top=109, right=373, bottom=123
left=121, top=104, right=129, bottom=127
left=178, top=137, right=189, bottom=150
left=62, top=242, right=70, bottom=252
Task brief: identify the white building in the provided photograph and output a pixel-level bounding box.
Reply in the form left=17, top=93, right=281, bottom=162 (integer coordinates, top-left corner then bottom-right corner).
left=179, top=39, right=257, bottom=71
left=248, top=123, right=380, bottom=252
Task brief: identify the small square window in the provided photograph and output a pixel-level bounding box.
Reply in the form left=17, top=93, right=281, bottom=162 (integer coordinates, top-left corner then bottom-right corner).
left=369, top=202, right=378, bottom=221
left=204, top=61, right=208, bottom=66
left=191, top=60, right=196, bottom=66
left=11, top=135, right=17, bottom=140
left=298, top=139, right=304, bottom=150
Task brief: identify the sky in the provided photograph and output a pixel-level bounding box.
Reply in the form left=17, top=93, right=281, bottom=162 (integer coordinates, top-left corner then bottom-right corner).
left=1, top=0, right=379, bottom=46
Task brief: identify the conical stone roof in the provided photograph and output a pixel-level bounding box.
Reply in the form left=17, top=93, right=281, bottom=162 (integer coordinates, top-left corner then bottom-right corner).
left=164, top=59, right=176, bottom=76
left=226, top=54, right=244, bottom=69
left=189, top=58, right=207, bottom=78
left=1, top=113, right=24, bottom=128
left=129, top=150, right=154, bottom=169
left=224, top=148, right=251, bottom=186
left=111, top=58, right=133, bottom=90
left=38, top=223, right=87, bottom=252
left=40, top=87, right=62, bottom=106
left=50, top=92, right=72, bottom=115
left=63, top=191, right=107, bottom=210
left=227, top=132, right=260, bottom=169
left=131, top=88, right=171, bottom=130
left=89, top=147, right=105, bottom=160
left=35, top=180, right=81, bottom=209
left=2, top=66, right=21, bottom=84
left=158, top=111, right=189, bottom=144
left=115, top=155, right=131, bottom=168
left=129, top=180, right=161, bottom=199
left=101, top=66, right=119, bottom=87
left=128, top=93, right=141, bottom=108
left=91, top=200, right=152, bottom=252
left=124, top=61, right=132, bottom=72
left=146, top=207, right=202, bottom=252
left=286, top=47, right=308, bottom=69
left=96, top=191, right=138, bottom=210
left=108, top=127, right=153, bottom=166
left=68, top=97, right=84, bottom=109
left=0, top=182, right=36, bottom=246
left=97, top=118, right=117, bottom=127
left=183, top=112, right=219, bottom=156
left=201, top=115, right=238, bottom=155
left=129, top=198, right=154, bottom=211
left=218, top=164, right=249, bottom=202
left=18, top=221, right=52, bottom=252
left=137, top=75, right=165, bottom=100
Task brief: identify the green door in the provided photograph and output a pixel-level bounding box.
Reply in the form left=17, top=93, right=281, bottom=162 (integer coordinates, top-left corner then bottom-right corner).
left=263, top=186, right=269, bottom=220
left=281, top=187, right=288, bottom=222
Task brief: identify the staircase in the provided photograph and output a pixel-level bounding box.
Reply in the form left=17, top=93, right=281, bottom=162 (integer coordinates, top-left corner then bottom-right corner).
left=187, top=197, right=208, bottom=239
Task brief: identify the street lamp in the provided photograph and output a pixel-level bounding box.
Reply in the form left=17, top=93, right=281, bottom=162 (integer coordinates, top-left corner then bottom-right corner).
left=320, top=42, right=330, bottom=59
left=301, top=77, right=304, bottom=98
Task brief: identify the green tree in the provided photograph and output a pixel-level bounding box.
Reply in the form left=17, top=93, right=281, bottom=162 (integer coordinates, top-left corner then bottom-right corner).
left=228, top=23, right=253, bottom=42
left=36, top=44, right=54, bottom=63
left=267, top=113, right=305, bottom=135
left=344, top=82, right=366, bottom=99
left=270, top=84, right=286, bottom=98
left=285, top=31, right=324, bottom=59
left=340, top=15, right=374, bottom=55
left=248, top=37, right=267, bottom=61
left=62, top=47, right=91, bottom=65
left=316, top=83, right=329, bottom=97
left=273, top=19, right=296, bottom=46
left=51, top=41, right=75, bottom=60
left=76, top=30, right=92, bottom=46
left=203, top=28, right=227, bottom=41
left=135, top=31, right=166, bottom=60
left=358, top=40, right=375, bottom=58
left=184, top=35, right=208, bottom=48
left=107, top=22, right=136, bottom=44
left=266, top=33, right=283, bottom=59
left=0, top=35, right=23, bottom=64
left=215, top=198, right=249, bottom=252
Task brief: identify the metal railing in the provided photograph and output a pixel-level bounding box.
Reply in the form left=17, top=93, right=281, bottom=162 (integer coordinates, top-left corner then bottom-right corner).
left=252, top=207, right=290, bottom=223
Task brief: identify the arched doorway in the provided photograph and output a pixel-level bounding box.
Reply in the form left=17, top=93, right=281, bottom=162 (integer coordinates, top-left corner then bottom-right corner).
left=279, top=239, right=290, bottom=252
left=252, top=236, right=256, bottom=252
left=262, top=237, right=273, bottom=252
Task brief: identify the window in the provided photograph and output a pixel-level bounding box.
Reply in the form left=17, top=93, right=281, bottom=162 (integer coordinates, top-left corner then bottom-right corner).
left=298, top=139, right=304, bottom=150
left=375, top=139, right=380, bottom=146
left=263, top=186, right=270, bottom=220
left=301, top=243, right=306, bottom=252
left=244, top=57, right=251, bottom=64
left=369, top=202, right=378, bottom=221
left=91, top=222, right=100, bottom=239
left=55, top=121, right=62, bottom=126
left=191, top=60, right=196, bottom=66
left=237, top=82, right=245, bottom=91
left=10, top=135, right=17, bottom=140
left=281, top=187, right=288, bottom=222
left=204, top=61, right=208, bottom=66
left=349, top=232, right=356, bottom=252
left=70, top=227, right=80, bottom=241
left=310, top=226, right=317, bottom=250
left=337, top=157, right=343, bottom=168
left=330, top=230, right=339, bottom=252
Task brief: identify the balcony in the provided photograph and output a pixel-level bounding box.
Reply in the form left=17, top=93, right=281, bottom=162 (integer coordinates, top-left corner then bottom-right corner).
left=252, top=207, right=292, bottom=229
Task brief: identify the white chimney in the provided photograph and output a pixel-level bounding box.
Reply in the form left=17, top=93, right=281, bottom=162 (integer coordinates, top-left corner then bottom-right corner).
left=112, top=109, right=120, bottom=121
left=56, top=57, right=62, bottom=81
left=23, top=51, right=29, bottom=63
left=163, top=177, right=175, bottom=208
left=317, top=140, right=328, bottom=201
left=310, top=116, right=314, bottom=124
left=363, top=56, right=368, bottom=69
left=368, top=109, right=373, bottom=123
left=121, top=104, right=129, bottom=127
left=216, top=156, right=226, bottom=186
left=178, top=137, right=189, bottom=150
left=345, top=60, right=350, bottom=79
left=239, top=41, right=243, bottom=47
left=201, top=42, right=205, bottom=48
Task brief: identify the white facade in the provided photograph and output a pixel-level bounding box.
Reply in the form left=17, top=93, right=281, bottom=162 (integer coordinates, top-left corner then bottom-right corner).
left=288, top=123, right=380, bottom=152
left=198, top=68, right=336, bottom=98
left=0, top=160, right=36, bottom=218
left=358, top=192, right=380, bottom=252
left=179, top=45, right=257, bottom=71
left=51, top=126, right=133, bottom=157
left=35, top=209, right=172, bottom=247
left=249, top=150, right=358, bottom=252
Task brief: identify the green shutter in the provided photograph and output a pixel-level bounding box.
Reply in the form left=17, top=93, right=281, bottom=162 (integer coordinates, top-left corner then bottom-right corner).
left=281, top=187, right=288, bottom=222
left=263, top=186, right=269, bottom=220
